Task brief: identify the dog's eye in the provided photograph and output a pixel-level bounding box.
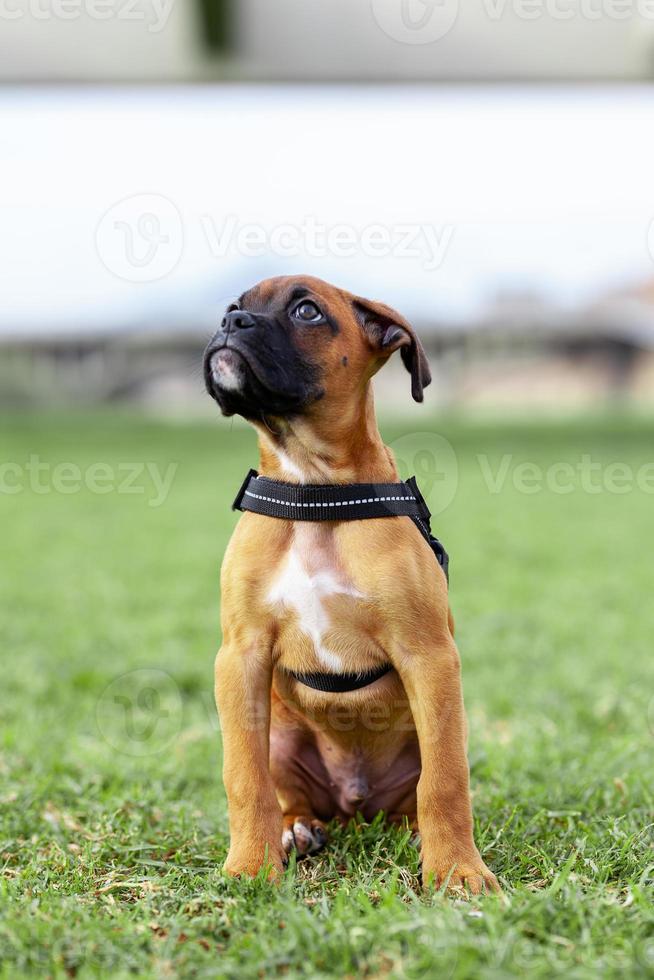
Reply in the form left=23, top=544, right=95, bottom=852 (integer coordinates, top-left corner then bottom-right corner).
left=292, top=300, right=323, bottom=323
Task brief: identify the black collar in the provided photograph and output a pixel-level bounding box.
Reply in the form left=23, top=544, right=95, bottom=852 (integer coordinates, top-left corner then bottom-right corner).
left=232, top=469, right=449, bottom=693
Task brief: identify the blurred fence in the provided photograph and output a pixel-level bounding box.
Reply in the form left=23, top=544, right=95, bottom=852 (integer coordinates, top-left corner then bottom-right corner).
left=3, top=285, right=653, bottom=411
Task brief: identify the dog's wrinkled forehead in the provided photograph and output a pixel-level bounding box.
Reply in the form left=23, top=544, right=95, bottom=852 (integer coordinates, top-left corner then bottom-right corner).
left=236, top=275, right=347, bottom=327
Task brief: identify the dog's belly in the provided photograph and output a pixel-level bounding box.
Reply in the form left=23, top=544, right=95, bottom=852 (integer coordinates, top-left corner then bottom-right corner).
left=318, top=739, right=421, bottom=822
left=271, top=674, right=421, bottom=822
left=273, top=724, right=421, bottom=822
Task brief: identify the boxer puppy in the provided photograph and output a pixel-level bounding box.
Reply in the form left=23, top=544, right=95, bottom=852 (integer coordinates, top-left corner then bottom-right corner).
left=203, top=275, right=500, bottom=894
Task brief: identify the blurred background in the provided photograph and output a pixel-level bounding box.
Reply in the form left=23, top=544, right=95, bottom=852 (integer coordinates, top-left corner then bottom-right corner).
left=2, top=1, right=654, bottom=412
left=3, top=9, right=654, bottom=975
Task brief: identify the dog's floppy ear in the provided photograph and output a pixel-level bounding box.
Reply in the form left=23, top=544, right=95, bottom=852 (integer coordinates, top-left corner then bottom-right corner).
left=352, top=296, right=432, bottom=402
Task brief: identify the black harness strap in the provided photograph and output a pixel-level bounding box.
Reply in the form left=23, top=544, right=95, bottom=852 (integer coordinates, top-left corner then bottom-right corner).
left=233, top=468, right=425, bottom=522
left=282, top=664, right=393, bottom=693
left=232, top=469, right=449, bottom=694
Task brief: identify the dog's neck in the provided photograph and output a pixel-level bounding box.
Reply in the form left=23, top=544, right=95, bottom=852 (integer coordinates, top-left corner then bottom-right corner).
left=254, top=384, right=397, bottom=485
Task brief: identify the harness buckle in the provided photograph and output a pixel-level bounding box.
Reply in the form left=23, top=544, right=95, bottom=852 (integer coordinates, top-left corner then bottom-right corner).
left=232, top=468, right=258, bottom=511
left=405, top=475, right=432, bottom=523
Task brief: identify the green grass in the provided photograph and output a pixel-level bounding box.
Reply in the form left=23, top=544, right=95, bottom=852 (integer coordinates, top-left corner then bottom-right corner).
left=0, top=411, right=653, bottom=979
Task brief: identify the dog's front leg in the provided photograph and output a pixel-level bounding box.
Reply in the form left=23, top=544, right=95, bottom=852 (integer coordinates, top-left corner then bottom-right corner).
left=390, top=633, right=500, bottom=894
left=215, top=643, right=286, bottom=878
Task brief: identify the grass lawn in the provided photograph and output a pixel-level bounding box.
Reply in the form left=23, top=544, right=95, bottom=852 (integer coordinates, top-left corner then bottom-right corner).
left=0, top=411, right=653, bottom=979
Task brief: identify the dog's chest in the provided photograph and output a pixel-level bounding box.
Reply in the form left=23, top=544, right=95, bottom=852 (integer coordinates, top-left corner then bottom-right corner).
left=265, top=526, right=366, bottom=671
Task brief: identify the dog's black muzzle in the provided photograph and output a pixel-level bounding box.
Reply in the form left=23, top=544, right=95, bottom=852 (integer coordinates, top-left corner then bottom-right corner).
left=203, top=310, right=323, bottom=419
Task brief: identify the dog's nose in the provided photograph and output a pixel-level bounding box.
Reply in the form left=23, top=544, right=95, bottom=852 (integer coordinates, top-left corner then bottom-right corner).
left=222, top=310, right=255, bottom=332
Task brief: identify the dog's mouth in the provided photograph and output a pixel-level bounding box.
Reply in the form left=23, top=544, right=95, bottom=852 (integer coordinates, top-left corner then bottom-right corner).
left=203, top=341, right=321, bottom=420
left=205, top=340, right=280, bottom=400
left=204, top=344, right=263, bottom=417
left=206, top=345, right=251, bottom=393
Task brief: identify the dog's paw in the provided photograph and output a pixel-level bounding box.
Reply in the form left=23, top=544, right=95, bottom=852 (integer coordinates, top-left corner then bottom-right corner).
left=281, top=815, right=328, bottom=858
left=422, top=855, right=501, bottom=896
left=223, top=842, right=288, bottom=879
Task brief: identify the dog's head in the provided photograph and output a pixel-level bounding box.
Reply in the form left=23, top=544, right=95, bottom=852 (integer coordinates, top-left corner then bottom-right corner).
left=203, top=275, right=431, bottom=421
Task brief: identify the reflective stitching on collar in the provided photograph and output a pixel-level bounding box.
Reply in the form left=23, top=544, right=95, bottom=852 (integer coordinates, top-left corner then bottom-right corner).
left=244, top=490, right=416, bottom=507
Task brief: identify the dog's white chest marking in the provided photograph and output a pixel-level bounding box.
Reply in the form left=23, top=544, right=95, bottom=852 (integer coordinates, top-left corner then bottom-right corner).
left=267, top=545, right=362, bottom=671
left=273, top=448, right=305, bottom=481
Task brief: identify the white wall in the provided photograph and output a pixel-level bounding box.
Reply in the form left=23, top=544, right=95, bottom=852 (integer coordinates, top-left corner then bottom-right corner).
left=2, top=86, right=654, bottom=334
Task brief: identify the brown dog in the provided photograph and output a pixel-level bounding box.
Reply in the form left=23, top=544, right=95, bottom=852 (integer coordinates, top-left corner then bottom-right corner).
left=203, top=275, right=499, bottom=894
